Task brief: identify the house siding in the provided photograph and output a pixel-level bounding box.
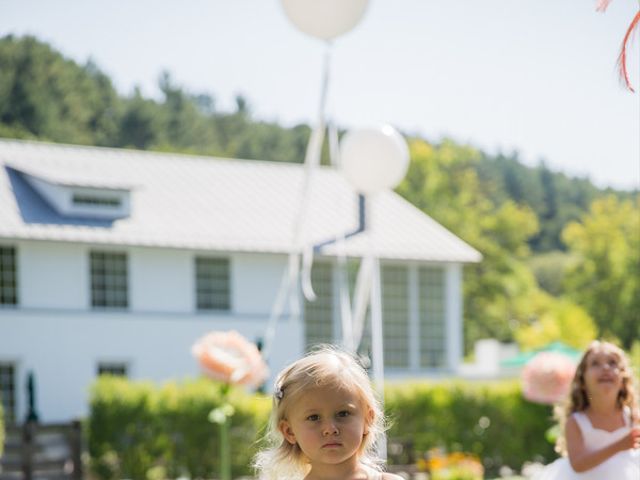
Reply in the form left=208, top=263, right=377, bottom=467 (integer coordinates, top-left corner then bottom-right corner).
left=0, top=140, right=479, bottom=423
left=0, top=241, right=306, bottom=422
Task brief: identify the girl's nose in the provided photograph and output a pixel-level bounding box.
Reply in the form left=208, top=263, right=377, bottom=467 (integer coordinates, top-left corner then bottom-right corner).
left=322, top=422, right=339, bottom=436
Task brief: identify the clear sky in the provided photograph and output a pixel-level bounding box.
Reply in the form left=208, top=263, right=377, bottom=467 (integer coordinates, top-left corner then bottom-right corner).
left=2, top=0, right=639, bottom=189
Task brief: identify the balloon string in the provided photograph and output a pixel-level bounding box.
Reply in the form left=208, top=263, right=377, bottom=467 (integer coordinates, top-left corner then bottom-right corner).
left=299, top=42, right=332, bottom=301
left=261, top=253, right=298, bottom=361
left=351, top=252, right=374, bottom=350
left=326, top=99, right=355, bottom=350
left=262, top=42, right=332, bottom=360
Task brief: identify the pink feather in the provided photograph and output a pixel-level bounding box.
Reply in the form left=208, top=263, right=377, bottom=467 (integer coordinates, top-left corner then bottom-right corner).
left=595, top=0, right=613, bottom=12
left=617, top=10, right=640, bottom=92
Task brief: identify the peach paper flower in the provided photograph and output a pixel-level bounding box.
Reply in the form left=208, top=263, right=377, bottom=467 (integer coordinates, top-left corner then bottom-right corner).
left=522, top=351, right=577, bottom=405
left=192, top=330, right=269, bottom=388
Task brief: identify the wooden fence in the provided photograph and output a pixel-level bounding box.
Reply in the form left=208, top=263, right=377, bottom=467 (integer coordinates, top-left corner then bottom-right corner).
left=0, top=422, right=82, bottom=480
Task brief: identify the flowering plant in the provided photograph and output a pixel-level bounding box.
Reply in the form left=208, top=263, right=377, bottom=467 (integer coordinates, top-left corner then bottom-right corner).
left=416, top=449, right=484, bottom=480
left=192, top=330, right=268, bottom=480
left=192, top=330, right=268, bottom=387
left=521, top=351, right=576, bottom=405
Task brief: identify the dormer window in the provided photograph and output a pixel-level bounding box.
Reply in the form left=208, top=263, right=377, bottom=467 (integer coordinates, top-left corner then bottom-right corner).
left=72, top=194, right=122, bottom=208
left=10, top=164, right=133, bottom=220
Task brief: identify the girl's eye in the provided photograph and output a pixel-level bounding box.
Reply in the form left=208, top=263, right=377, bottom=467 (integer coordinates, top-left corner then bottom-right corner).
left=337, top=410, right=351, bottom=418
left=306, top=414, right=319, bottom=422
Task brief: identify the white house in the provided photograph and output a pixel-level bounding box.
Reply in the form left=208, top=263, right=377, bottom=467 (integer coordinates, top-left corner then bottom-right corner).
left=0, top=138, right=481, bottom=423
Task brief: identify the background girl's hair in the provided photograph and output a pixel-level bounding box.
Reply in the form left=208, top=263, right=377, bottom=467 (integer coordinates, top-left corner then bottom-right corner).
left=555, top=340, right=639, bottom=455
left=253, top=344, right=386, bottom=479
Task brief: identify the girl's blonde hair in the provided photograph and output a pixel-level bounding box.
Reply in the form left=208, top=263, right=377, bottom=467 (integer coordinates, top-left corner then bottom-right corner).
left=555, top=340, right=639, bottom=455
left=253, top=345, right=385, bottom=479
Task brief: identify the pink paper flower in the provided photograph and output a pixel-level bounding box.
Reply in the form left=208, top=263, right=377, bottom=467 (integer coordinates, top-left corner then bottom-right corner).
left=521, top=352, right=577, bottom=405
left=192, top=330, right=269, bottom=388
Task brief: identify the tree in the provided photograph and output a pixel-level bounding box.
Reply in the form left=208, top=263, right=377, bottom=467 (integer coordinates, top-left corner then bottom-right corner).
left=0, top=35, right=119, bottom=145
left=117, top=88, right=163, bottom=149
left=515, top=297, right=597, bottom=351
left=528, top=250, right=575, bottom=296
left=562, top=195, right=640, bottom=348
left=156, top=72, right=218, bottom=153
left=397, top=139, right=541, bottom=351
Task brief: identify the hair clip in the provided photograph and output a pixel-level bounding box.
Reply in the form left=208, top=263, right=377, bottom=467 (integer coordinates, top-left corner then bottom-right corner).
left=275, top=388, right=284, bottom=400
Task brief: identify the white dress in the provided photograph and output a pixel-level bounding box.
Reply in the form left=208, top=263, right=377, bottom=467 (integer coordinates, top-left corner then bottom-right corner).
left=534, top=407, right=640, bottom=480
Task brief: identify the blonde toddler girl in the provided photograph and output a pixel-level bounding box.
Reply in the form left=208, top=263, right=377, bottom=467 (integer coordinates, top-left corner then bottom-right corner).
left=254, top=345, right=403, bottom=480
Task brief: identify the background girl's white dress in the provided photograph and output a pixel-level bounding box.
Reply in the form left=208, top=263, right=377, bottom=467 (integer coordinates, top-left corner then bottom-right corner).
left=534, top=407, right=639, bottom=480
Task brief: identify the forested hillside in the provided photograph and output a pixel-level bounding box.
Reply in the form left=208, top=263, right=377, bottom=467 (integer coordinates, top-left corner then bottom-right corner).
left=1, top=35, right=637, bottom=351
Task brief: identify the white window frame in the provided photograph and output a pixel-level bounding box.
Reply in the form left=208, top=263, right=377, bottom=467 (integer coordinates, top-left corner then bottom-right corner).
left=300, top=259, right=452, bottom=373
left=97, top=361, right=129, bottom=377
left=90, top=251, right=129, bottom=309
left=0, top=362, right=17, bottom=423
left=381, top=264, right=410, bottom=369
left=195, top=257, right=231, bottom=311
left=0, top=245, right=18, bottom=306
left=304, top=261, right=334, bottom=349
left=418, top=265, right=446, bottom=369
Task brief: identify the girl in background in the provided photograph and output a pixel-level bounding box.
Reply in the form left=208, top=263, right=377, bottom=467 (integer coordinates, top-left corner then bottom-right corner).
left=254, top=345, right=403, bottom=480
left=536, top=340, right=640, bottom=479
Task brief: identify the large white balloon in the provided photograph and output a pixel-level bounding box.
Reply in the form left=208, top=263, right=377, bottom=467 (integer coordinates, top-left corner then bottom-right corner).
left=281, top=0, right=369, bottom=41
left=340, top=125, right=410, bottom=195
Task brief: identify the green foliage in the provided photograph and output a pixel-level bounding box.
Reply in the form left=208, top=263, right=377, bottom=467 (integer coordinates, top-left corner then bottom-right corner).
left=88, top=378, right=163, bottom=480
left=528, top=250, right=576, bottom=296
left=514, top=298, right=597, bottom=351
left=385, top=380, right=556, bottom=477
left=630, top=341, right=640, bottom=381
left=88, top=376, right=271, bottom=480
left=2, top=34, right=637, bottom=355
left=562, top=195, right=640, bottom=348
left=89, top=377, right=556, bottom=479
left=0, top=35, right=312, bottom=164
left=476, top=154, right=603, bottom=252
left=397, top=139, right=542, bottom=349
left=0, top=35, right=120, bottom=146
left=116, top=88, right=164, bottom=150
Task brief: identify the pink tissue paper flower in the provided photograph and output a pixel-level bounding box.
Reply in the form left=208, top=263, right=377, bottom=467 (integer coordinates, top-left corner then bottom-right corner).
left=192, top=330, right=269, bottom=388
left=522, top=351, right=577, bottom=405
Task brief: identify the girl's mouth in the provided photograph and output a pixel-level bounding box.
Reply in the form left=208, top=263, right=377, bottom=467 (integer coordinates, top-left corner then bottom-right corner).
left=322, top=442, right=342, bottom=448
left=597, top=377, right=614, bottom=383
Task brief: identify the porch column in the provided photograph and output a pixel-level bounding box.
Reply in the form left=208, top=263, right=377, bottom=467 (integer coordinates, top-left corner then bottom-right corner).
left=445, top=263, right=463, bottom=372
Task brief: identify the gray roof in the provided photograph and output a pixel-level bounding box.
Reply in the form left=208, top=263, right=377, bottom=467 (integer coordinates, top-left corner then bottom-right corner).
left=0, top=139, right=481, bottom=263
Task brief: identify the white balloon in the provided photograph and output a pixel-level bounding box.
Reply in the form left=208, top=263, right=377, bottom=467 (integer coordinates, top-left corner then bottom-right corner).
left=340, top=125, right=410, bottom=195
left=281, top=0, right=369, bottom=41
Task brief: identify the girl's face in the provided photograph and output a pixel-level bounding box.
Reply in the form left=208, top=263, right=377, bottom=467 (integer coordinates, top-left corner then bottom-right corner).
left=583, top=348, right=624, bottom=399
left=278, top=385, right=371, bottom=470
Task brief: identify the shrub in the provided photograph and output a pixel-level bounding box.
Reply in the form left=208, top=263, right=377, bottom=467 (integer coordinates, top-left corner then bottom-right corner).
left=88, top=377, right=556, bottom=479
left=87, top=376, right=270, bottom=480
left=385, top=380, right=556, bottom=477
left=417, top=450, right=484, bottom=480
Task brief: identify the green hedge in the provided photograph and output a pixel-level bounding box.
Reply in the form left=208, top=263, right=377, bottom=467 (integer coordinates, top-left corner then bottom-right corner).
left=385, top=380, right=557, bottom=476
left=88, top=377, right=270, bottom=480
left=88, top=377, right=556, bottom=479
